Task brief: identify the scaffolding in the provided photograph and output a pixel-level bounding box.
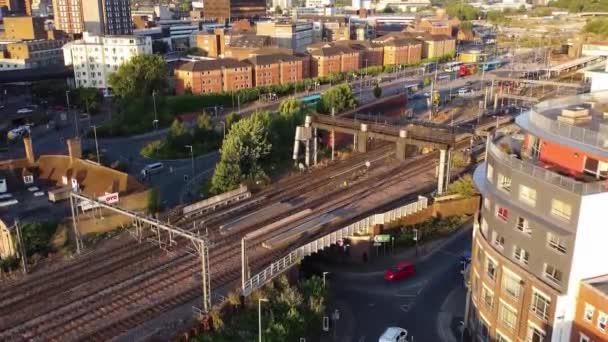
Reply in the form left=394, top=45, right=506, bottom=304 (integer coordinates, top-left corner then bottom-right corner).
left=69, top=192, right=212, bottom=313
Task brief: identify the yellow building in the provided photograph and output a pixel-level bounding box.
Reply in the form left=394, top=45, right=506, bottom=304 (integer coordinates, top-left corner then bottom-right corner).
left=459, top=50, right=488, bottom=63
left=3, top=16, right=47, bottom=40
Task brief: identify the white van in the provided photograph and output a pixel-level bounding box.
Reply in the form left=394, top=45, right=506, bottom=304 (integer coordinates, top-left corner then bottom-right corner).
left=379, top=327, right=408, bottom=342
left=140, top=162, right=164, bottom=177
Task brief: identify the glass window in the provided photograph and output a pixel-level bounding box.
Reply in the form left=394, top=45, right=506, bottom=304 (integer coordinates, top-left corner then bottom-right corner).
left=516, top=217, right=533, bottom=235
left=527, top=325, right=545, bottom=342
left=502, top=269, right=521, bottom=298
left=481, top=218, right=489, bottom=238
left=498, top=173, right=512, bottom=193
left=482, top=285, right=494, bottom=309
left=497, top=331, right=511, bottom=342
left=484, top=197, right=490, bottom=210
left=519, top=185, right=537, bottom=206
left=584, top=304, right=595, bottom=322
left=499, top=301, right=518, bottom=331
left=551, top=199, right=572, bottom=221
left=486, top=258, right=497, bottom=281
left=496, top=206, right=509, bottom=222
left=531, top=290, right=550, bottom=321
left=492, top=231, right=505, bottom=250
left=513, top=246, right=529, bottom=265
left=547, top=233, right=567, bottom=254
left=580, top=334, right=590, bottom=342
left=487, top=163, right=494, bottom=182
left=544, top=264, right=563, bottom=284
left=598, top=311, right=607, bottom=332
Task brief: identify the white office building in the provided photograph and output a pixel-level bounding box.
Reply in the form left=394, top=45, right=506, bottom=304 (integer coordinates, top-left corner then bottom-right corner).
left=63, top=33, right=152, bottom=92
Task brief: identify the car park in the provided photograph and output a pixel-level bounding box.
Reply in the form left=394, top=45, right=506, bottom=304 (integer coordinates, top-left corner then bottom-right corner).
left=384, top=261, right=416, bottom=281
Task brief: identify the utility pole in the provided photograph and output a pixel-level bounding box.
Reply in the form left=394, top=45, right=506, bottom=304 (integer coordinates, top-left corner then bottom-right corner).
left=331, top=107, right=335, bottom=161
left=92, top=125, right=101, bottom=164
left=14, top=220, right=27, bottom=274
left=152, top=90, right=158, bottom=129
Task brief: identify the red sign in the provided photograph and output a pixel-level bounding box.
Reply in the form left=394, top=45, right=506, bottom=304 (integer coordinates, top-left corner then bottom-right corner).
left=98, top=192, right=119, bottom=204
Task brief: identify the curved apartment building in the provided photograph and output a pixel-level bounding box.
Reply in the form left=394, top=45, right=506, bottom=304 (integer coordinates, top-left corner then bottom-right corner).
left=468, top=91, right=608, bottom=342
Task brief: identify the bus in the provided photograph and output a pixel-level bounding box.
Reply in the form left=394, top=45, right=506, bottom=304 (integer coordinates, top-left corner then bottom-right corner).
left=480, top=60, right=502, bottom=72
left=301, top=93, right=321, bottom=108
left=443, top=62, right=463, bottom=72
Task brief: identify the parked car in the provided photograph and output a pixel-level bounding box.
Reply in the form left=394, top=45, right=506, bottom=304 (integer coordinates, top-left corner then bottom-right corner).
left=7, top=126, right=30, bottom=140
left=379, top=327, right=408, bottom=342
left=17, top=108, right=33, bottom=114
left=384, top=261, right=416, bottom=281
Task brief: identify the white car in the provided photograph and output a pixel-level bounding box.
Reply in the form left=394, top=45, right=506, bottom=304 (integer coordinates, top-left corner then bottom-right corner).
left=7, top=126, right=30, bottom=140
left=17, top=108, right=34, bottom=114
left=379, top=327, right=408, bottom=342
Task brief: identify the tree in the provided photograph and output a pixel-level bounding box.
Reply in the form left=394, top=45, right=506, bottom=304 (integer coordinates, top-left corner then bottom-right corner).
left=107, top=54, right=168, bottom=99
left=584, top=18, right=608, bottom=38
left=167, top=119, right=190, bottom=149
left=147, top=188, right=160, bottom=214
left=383, top=6, right=395, bottom=13
left=224, top=112, right=242, bottom=132
left=152, top=40, right=169, bottom=54
left=20, top=221, right=58, bottom=258
left=373, top=82, right=382, bottom=99
left=316, top=84, right=357, bottom=114
left=447, top=174, right=478, bottom=198
left=73, top=87, right=102, bottom=113
left=275, top=5, right=283, bottom=14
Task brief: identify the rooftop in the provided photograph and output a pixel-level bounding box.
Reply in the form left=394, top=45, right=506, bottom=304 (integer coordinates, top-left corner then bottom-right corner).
left=515, top=90, right=608, bottom=159
left=245, top=53, right=302, bottom=65
left=229, top=34, right=272, bottom=48
left=584, top=274, right=608, bottom=296
left=177, top=58, right=251, bottom=71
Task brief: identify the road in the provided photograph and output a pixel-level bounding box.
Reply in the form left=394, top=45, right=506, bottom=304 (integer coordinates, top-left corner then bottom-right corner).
left=319, top=227, right=471, bottom=342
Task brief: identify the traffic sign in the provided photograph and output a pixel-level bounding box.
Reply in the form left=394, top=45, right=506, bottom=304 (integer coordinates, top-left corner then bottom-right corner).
left=374, top=234, right=391, bottom=243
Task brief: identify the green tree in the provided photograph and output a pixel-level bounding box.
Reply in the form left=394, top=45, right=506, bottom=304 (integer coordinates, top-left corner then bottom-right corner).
left=447, top=174, right=478, bottom=198
left=147, top=187, right=160, bottom=214
left=107, top=54, right=168, bottom=99
left=209, top=111, right=273, bottom=194
left=373, top=82, right=382, bottom=99
left=224, top=112, right=242, bottom=132
left=167, top=119, right=190, bottom=149
left=73, top=87, right=102, bottom=114
left=275, top=5, right=283, bottom=14
left=383, top=6, right=395, bottom=13
left=20, top=221, right=58, bottom=258
left=584, top=18, right=608, bottom=38
left=316, top=84, right=357, bottom=114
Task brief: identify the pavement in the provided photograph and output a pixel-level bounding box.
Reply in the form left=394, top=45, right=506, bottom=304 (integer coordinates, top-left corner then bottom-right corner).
left=316, top=225, right=472, bottom=342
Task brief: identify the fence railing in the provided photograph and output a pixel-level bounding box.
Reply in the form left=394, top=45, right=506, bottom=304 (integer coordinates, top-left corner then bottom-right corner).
left=242, top=196, right=429, bottom=296
left=488, top=139, right=608, bottom=195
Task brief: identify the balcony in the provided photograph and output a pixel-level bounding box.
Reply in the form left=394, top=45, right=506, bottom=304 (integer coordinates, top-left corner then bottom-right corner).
left=487, top=137, right=608, bottom=196
left=516, top=91, right=608, bottom=158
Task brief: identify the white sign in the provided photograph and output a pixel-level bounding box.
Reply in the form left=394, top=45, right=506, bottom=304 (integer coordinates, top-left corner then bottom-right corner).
left=99, top=192, right=119, bottom=204
left=71, top=178, right=79, bottom=191
left=79, top=199, right=99, bottom=211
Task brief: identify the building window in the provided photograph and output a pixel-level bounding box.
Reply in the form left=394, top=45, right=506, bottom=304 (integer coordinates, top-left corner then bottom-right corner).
left=584, top=304, right=595, bottom=322
left=486, top=258, right=497, bottom=281
left=516, top=217, right=532, bottom=235
left=481, top=218, right=489, bottom=238
left=487, top=163, right=494, bottom=182
left=551, top=199, right=572, bottom=221
left=543, top=264, right=563, bottom=284
left=546, top=233, right=567, bottom=254
left=482, top=285, right=494, bottom=309
left=513, top=246, right=529, bottom=265
left=499, top=301, right=518, bottom=331
left=531, top=289, right=550, bottom=321
left=496, top=206, right=509, bottom=222
left=502, top=269, right=521, bottom=298
left=580, top=333, right=590, bottom=342
left=497, top=173, right=512, bottom=192
left=484, top=197, right=490, bottom=210
left=492, top=231, right=505, bottom=250
left=519, top=185, right=537, bottom=206
left=527, top=324, right=546, bottom=342
left=598, top=311, right=607, bottom=332
left=497, top=331, right=512, bottom=342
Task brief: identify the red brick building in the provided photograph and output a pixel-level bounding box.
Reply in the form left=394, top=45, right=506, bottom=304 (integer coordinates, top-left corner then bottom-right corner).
left=245, top=53, right=308, bottom=87
left=307, top=43, right=361, bottom=77
left=175, top=59, right=252, bottom=95
left=572, top=276, right=608, bottom=342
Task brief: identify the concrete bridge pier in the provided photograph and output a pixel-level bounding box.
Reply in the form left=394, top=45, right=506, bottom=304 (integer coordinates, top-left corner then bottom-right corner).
left=357, top=123, right=368, bottom=153
left=437, top=148, right=452, bottom=195
left=396, top=129, right=408, bottom=161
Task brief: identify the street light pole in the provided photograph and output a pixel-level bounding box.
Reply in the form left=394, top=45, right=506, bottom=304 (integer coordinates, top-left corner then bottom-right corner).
left=152, top=90, right=158, bottom=130
left=92, top=125, right=101, bottom=164
left=185, top=145, right=194, bottom=179
left=258, top=298, right=269, bottom=342
left=66, top=90, right=79, bottom=138
left=323, top=271, right=329, bottom=287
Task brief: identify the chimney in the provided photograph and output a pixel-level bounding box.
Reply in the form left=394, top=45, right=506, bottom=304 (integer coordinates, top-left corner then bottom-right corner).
left=23, top=135, right=35, bottom=164
left=66, top=138, right=82, bottom=161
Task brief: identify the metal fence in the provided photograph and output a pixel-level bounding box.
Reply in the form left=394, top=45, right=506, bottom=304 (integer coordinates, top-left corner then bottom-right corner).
left=488, top=139, right=608, bottom=195
left=242, top=196, right=429, bottom=296
left=526, top=91, right=608, bottom=152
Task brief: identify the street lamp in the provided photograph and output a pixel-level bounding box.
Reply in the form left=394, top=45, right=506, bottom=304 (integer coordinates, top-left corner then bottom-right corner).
left=66, top=90, right=79, bottom=138
left=185, top=145, right=194, bottom=179
left=91, top=125, right=101, bottom=164
left=258, top=298, right=269, bottom=342
left=152, top=90, right=158, bottom=130
left=323, top=271, right=329, bottom=287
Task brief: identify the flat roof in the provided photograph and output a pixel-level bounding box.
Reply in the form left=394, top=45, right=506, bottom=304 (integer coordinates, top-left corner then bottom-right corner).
left=584, top=274, right=608, bottom=296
